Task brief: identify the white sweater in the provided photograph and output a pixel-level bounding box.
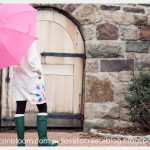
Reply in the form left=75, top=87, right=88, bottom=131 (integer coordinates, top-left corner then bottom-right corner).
left=12, top=40, right=46, bottom=104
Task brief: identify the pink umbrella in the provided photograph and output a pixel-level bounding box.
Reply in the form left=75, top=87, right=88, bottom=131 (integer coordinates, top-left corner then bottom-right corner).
left=0, top=4, right=38, bottom=69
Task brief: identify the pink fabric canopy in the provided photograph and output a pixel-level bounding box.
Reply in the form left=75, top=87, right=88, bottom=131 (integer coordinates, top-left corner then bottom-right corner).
left=0, top=4, right=38, bottom=69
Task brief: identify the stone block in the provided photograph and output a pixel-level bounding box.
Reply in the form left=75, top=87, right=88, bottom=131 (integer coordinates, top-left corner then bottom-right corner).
left=93, top=102, right=119, bottom=119
left=81, top=24, right=96, bottom=40
left=108, top=72, right=119, bottom=82
left=119, top=99, right=129, bottom=108
left=104, top=11, right=134, bottom=25
left=134, top=15, right=147, bottom=25
left=85, top=74, right=114, bottom=102
left=123, top=7, right=145, bottom=13
left=140, top=26, right=150, bottom=41
left=126, top=52, right=135, bottom=59
left=101, top=59, right=134, bottom=72
left=135, top=53, right=150, bottom=70
left=114, top=82, right=129, bottom=94
left=86, top=40, right=124, bottom=58
left=109, top=71, right=132, bottom=82
left=114, top=94, right=126, bottom=103
left=84, top=102, right=93, bottom=119
left=72, top=4, right=102, bottom=24
left=96, top=23, right=118, bottom=40
left=100, top=5, right=120, bottom=11
left=83, top=118, right=114, bottom=132
left=85, top=59, right=98, bottom=72
left=113, top=120, right=134, bottom=128
left=147, top=15, right=150, bottom=25
left=126, top=41, right=149, bottom=53
left=120, top=26, right=140, bottom=40
left=63, top=4, right=77, bottom=13
left=118, top=71, right=132, bottom=82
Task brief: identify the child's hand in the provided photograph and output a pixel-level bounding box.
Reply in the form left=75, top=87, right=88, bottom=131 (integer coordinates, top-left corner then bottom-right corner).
left=37, top=69, right=42, bottom=75
left=37, top=69, right=42, bottom=79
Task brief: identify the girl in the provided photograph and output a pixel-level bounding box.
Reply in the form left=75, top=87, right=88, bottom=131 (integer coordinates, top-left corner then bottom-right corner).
left=12, top=40, right=58, bottom=146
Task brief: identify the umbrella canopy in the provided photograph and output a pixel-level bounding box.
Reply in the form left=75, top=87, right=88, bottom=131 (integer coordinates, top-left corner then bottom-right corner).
left=0, top=4, right=38, bottom=69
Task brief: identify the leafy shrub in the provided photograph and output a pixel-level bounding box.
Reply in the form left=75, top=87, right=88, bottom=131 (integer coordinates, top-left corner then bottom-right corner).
left=125, top=70, right=150, bottom=131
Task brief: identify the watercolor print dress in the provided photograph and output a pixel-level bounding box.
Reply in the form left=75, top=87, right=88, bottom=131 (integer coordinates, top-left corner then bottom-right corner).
left=12, top=40, right=46, bottom=105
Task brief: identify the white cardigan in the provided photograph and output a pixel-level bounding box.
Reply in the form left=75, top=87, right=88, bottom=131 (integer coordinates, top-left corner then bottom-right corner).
left=12, top=40, right=46, bottom=104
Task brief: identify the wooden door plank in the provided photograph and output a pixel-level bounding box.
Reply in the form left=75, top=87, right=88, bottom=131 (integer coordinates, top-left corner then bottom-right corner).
left=42, top=64, right=73, bottom=75
left=54, top=11, right=76, bottom=50
left=37, top=10, right=53, bottom=22
left=75, top=26, right=85, bottom=54
left=43, top=69, right=74, bottom=113
left=37, top=21, right=74, bottom=54
left=55, top=75, right=73, bottom=113
left=44, top=56, right=74, bottom=65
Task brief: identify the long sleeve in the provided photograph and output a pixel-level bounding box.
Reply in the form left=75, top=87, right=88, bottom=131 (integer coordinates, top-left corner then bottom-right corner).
left=26, top=40, right=41, bottom=72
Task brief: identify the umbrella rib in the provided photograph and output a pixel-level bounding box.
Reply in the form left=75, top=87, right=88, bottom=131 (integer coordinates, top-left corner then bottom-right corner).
left=0, top=26, right=37, bottom=39
left=0, top=36, right=19, bottom=65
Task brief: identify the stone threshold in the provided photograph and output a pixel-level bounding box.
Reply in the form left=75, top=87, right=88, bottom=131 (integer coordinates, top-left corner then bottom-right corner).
left=90, top=128, right=150, bottom=140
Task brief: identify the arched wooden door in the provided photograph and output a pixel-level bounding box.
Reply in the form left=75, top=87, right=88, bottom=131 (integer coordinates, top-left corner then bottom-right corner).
left=1, top=9, right=85, bottom=128
left=36, top=10, right=85, bottom=127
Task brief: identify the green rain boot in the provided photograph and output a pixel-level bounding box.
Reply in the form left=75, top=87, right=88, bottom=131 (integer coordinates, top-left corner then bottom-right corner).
left=37, top=113, right=58, bottom=146
left=14, top=114, right=25, bottom=146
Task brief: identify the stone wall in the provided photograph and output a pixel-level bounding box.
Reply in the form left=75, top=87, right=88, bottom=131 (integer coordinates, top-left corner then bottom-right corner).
left=32, top=3, right=150, bottom=132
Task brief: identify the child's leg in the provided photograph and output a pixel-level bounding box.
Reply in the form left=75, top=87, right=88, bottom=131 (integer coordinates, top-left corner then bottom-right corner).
left=16, top=101, right=27, bottom=114
left=36, top=102, right=47, bottom=113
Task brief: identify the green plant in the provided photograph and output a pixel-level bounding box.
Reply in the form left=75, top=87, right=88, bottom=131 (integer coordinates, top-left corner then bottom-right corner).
left=125, top=69, right=150, bottom=131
